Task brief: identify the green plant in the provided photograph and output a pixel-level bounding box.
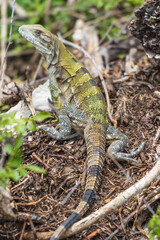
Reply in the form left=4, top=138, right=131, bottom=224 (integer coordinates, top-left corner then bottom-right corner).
left=0, top=105, right=50, bottom=189
left=148, top=207, right=160, bottom=240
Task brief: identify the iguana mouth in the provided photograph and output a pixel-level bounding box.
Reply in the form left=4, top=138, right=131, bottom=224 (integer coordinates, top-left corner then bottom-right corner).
left=19, top=26, right=32, bottom=42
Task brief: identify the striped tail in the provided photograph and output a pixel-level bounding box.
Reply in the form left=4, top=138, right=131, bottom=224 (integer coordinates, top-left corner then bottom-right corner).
left=50, top=124, right=106, bottom=240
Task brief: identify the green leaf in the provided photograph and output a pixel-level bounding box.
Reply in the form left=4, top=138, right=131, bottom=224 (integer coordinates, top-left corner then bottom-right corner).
left=5, top=144, right=13, bottom=155
left=148, top=220, right=155, bottom=231
left=33, top=112, right=51, bottom=122
left=0, top=178, right=9, bottom=189
left=9, top=169, right=20, bottom=181
left=149, top=232, right=156, bottom=239
left=14, top=135, right=23, bottom=150
left=157, top=207, right=160, bottom=215
left=0, top=105, right=9, bottom=111
left=18, top=166, right=28, bottom=177
left=154, top=226, right=160, bottom=236
left=25, top=165, right=46, bottom=174
left=1, top=111, right=16, bottom=119
left=27, top=119, right=37, bottom=131
left=156, top=218, right=160, bottom=227
left=0, top=168, right=8, bottom=178
left=149, top=215, right=157, bottom=229
left=7, top=156, right=23, bottom=168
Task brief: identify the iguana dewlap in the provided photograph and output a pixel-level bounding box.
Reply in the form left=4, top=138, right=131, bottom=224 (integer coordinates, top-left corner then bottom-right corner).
left=19, top=25, right=145, bottom=240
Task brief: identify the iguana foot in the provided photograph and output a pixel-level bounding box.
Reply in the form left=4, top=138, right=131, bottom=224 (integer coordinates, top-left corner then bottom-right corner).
left=106, top=125, right=145, bottom=163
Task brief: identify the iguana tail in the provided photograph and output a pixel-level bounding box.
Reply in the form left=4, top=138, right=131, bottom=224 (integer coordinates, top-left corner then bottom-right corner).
left=50, top=124, right=106, bottom=240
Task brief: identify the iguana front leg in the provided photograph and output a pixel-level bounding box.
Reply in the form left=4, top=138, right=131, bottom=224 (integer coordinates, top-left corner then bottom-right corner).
left=38, top=105, right=87, bottom=140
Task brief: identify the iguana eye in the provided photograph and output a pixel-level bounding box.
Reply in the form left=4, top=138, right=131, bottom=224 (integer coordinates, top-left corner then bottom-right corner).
left=36, top=30, right=41, bottom=35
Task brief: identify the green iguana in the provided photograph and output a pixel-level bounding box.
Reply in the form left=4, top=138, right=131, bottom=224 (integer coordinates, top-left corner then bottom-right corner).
left=19, top=25, right=145, bottom=240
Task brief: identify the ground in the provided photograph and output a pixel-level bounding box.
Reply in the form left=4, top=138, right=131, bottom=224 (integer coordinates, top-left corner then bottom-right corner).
left=0, top=33, right=160, bottom=240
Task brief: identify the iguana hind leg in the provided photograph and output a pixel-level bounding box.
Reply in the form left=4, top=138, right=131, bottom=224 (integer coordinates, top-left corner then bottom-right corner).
left=106, top=125, right=145, bottom=163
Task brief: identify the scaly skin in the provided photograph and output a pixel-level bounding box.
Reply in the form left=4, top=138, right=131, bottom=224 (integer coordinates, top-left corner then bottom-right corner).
left=19, top=25, right=145, bottom=240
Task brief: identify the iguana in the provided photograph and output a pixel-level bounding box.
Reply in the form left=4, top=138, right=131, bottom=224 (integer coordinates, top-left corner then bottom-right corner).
left=19, top=25, right=145, bottom=240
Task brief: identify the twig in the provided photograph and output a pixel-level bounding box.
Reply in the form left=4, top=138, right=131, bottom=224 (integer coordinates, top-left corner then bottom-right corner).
left=19, top=220, right=27, bottom=240
left=44, top=0, right=52, bottom=24
left=1, top=0, right=7, bottom=85
left=62, top=157, right=160, bottom=238
left=86, top=11, right=111, bottom=26
left=0, top=49, right=34, bottom=58
left=52, top=176, right=72, bottom=197
left=32, top=152, right=49, bottom=169
left=14, top=82, right=36, bottom=116
left=82, top=228, right=101, bottom=240
left=99, top=22, right=114, bottom=45
left=141, top=193, right=160, bottom=213
left=58, top=34, right=117, bottom=127
left=61, top=180, right=81, bottom=205
left=28, top=218, right=39, bottom=240
left=0, top=139, right=7, bottom=169
left=31, top=57, right=43, bottom=84
left=113, top=76, right=129, bottom=83
left=15, top=195, right=47, bottom=206
left=146, top=186, right=160, bottom=201
left=8, top=0, right=27, bottom=17
left=11, top=177, right=29, bottom=191
left=0, top=0, right=16, bottom=91
left=153, top=127, right=160, bottom=147
left=127, top=81, right=154, bottom=90
left=142, top=198, right=155, bottom=215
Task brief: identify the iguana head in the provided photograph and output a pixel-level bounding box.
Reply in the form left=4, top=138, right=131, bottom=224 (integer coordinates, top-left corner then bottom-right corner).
left=19, top=24, right=62, bottom=109
left=19, top=25, right=59, bottom=67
